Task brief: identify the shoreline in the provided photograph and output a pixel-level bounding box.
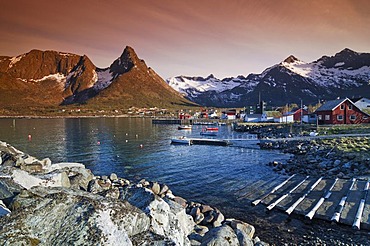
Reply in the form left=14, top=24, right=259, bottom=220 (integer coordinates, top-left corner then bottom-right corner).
left=0, top=140, right=267, bottom=245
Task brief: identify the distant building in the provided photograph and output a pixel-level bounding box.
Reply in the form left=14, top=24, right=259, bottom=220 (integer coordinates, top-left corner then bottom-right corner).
left=244, top=113, right=272, bottom=122
left=274, top=114, right=294, bottom=123
left=222, top=109, right=237, bottom=120
left=302, top=114, right=318, bottom=124
left=352, top=97, right=370, bottom=110
left=315, top=98, right=370, bottom=125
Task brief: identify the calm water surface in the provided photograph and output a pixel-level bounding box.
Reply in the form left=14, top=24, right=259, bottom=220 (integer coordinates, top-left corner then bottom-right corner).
left=0, top=118, right=289, bottom=210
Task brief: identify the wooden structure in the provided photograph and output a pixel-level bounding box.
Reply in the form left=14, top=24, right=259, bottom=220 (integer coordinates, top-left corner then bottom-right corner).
left=315, top=98, right=370, bottom=125
left=242, top=175, right=370, bottom=230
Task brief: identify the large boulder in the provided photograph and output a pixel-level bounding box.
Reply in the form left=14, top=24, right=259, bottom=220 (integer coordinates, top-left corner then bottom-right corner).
left=0, top=186, right=150, bottom=245
left=127, top=187, right=195, bottom=245
left=200, top=224, right=239, bottom=246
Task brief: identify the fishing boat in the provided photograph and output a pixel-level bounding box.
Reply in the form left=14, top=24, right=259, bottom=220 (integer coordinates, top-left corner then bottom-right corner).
left=178, top=125, right=192, bottom=130
left=171, top=136, right=192, bottom=145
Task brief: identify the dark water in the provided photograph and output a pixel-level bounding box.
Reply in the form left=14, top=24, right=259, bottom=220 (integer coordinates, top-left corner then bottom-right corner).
left=0, top=118, right=289, bottom=210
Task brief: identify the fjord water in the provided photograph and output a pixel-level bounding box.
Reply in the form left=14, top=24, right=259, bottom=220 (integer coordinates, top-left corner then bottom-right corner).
left=0, top=118, right=289, bottom=209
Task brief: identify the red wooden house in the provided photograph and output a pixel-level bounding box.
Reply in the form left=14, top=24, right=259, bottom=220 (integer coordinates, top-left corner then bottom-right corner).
left=292, top=108, right=308, bottom=122
left=315, top=98, right=370, bottom=125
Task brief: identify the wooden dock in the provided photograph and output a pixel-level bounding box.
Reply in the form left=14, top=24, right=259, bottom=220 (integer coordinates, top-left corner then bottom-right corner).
left=240, top=175, right=370, bottom=230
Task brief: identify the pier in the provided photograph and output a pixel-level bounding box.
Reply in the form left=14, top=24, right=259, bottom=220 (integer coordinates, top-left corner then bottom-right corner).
left=239, top=175, right=370, bottom=230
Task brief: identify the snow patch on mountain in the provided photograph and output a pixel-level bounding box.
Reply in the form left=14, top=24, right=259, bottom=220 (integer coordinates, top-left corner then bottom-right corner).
left=8, top=55, right=25, bottom=68
left=93, top=69, right=114, bottom=90
left=17, top=73, right=66, bottom=83
left=167, top=75, right=243, bottom=97
left=281, top=59, right=369, bottom=88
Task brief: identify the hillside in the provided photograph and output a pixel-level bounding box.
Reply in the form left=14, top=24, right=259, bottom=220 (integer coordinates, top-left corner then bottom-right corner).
left=167, top=48, right=370, bottom=107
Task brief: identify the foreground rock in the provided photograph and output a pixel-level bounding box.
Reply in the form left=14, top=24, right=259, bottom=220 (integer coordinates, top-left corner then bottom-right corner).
left=0, top=141, right=266, bottom=245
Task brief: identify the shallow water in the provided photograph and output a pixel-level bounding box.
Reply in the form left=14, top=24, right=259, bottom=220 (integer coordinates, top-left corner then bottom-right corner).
left=0, top=118, right=289, bottom=208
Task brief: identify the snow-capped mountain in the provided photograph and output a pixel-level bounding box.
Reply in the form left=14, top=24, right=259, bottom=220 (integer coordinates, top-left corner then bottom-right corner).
left=167, top=48, right=370, bottom=107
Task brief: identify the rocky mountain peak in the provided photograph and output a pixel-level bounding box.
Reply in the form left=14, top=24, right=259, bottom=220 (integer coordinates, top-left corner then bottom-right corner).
left=283, top=55, right=299, bottom=64
left=109, top=46, right=147, bottom=77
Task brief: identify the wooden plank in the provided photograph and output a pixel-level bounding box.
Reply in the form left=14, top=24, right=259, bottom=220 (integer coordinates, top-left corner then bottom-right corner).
left=361, top=183, right=370, bottom=230
left=339, top=180, right=366, bottom=226
left=285, top=177, right=323, bottom=215
left=314, top=178, right=349, bottom=220
left=305, top=178, right=338, bottom=219
left=267, top=176, right=309, bottom=211
left=261, top=176, right=302, bottom=205
left=251, top=174, right=296, bottom=206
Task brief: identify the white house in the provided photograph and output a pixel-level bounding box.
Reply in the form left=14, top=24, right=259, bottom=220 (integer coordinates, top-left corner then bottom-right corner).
left=274, top=114, right=294, bottom=123
left=244, top=113, right=272, bottom=122
left=353, top=97, right=370, bottom=110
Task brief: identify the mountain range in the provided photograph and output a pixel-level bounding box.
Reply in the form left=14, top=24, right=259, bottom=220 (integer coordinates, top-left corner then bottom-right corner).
left=0, top=46, right=195, bottom=114
left=167, top=48, right=370, bottom=107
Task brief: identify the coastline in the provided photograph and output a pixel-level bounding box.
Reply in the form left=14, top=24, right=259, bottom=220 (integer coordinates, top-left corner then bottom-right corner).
left=0, top=140, right=266, bottom=245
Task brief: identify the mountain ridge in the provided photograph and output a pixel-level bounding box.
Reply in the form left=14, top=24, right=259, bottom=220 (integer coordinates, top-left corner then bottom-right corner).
left=167, top=48, right=370, bottom=107
left=0, top=46, right=196, bottom=114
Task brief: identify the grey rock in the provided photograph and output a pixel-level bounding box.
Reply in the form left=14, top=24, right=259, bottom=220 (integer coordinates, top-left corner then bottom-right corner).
left=230, top=219, right=255, bottom=239
left=201, top=224, right=239, bottom=246
left=127, top=187, right=194, bottom=245
left=2, top=186, right=150, bottom=245
left=109, top=173, right=118, bottom=181
left=212, top=210, right=225, bottom=227
left=194, top=213, right=205, bottom=225
left=194, top=225, right=209, bottom=236
left=87, top=179, right=104, bottom=193
left=173, top=196, right=187, bottom=208
left=150, top=182, right=161, bottom=195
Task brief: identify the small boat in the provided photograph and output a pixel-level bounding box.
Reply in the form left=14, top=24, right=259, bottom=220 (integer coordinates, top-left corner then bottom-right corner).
left=200, top=127, right=218, bottom=136
left=178, top=125, right=192, bottom=130
left=204, top=127, right=218, bottom=131
left=171, top=136, right=192, bottom=145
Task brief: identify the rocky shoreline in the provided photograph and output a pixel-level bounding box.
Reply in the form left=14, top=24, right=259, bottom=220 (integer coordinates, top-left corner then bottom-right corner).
left=261, top=136, right=370, bottom=179
left=0, top=141, right=267, bottom=245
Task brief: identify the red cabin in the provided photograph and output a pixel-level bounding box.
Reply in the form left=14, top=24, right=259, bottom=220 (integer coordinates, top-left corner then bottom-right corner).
left=315, top=98, right=370, bottom=125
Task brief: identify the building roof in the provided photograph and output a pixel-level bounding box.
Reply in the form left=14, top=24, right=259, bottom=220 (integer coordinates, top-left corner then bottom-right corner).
left=315, top=98, right=348, bottom=111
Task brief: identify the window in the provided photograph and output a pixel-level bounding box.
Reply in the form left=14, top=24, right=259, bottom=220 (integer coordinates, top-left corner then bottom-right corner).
left=340, top=105, right=344, bottom=110
left=337, top=115, right=343, bottom=121
left=318, top=115, right=322, bottom=120
left=350, top=115, right=356, bottom=121
left=363, top=116, right=369, bottom=120
left=348, top=105, right=353, bottom=110
left=325, top=115, right=330, bottom=120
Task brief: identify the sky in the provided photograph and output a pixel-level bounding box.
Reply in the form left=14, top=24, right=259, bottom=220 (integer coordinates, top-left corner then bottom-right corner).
left=1, top=0, right=369, bottom=79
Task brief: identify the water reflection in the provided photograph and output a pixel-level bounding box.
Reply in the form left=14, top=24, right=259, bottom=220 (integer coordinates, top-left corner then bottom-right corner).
left=0, top=118, right=289, bottom=208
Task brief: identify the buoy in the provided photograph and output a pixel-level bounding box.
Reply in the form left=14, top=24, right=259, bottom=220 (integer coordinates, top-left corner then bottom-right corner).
left=140, top=144, right=143, bottom=148
left=126, top=133, right=128, bottom=136
left=97, top=141, right=101, bottom=145
left=125, top=140, right=128, bottom=143
left=28, top=134, right=32, bottom=141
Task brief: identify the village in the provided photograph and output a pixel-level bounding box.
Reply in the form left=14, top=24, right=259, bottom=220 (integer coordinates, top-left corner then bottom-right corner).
left=176, top=97, right=370, bottom=126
